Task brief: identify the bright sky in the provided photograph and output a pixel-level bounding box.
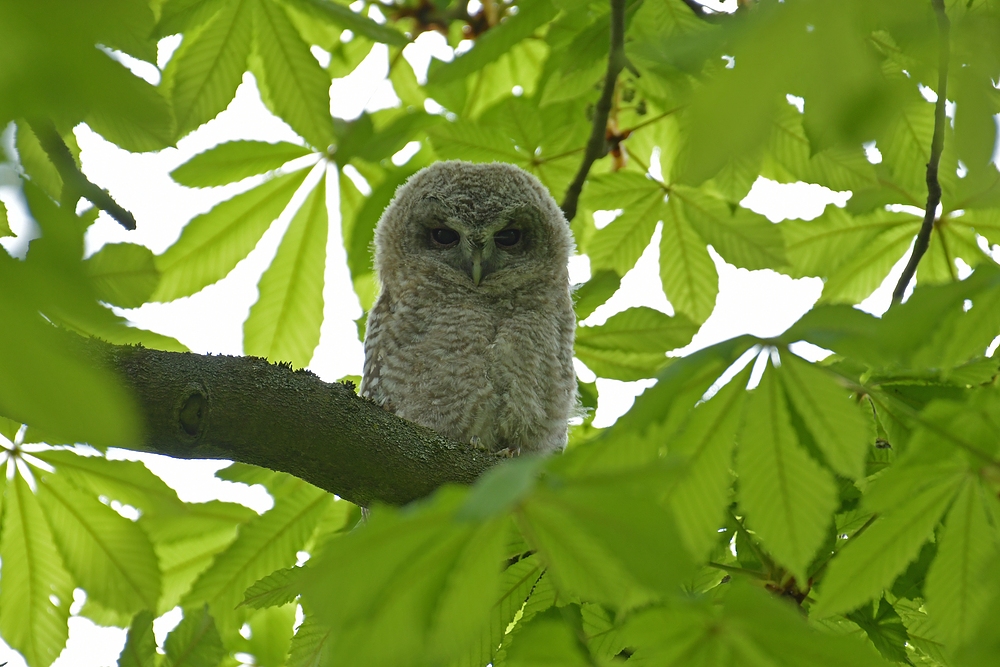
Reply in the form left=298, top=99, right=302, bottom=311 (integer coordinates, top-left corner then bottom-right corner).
left=0, top=13, right=919, bottom=666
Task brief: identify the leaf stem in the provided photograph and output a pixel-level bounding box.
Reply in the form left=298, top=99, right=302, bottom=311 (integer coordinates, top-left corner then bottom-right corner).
left=808, top=513, right=878, bottom=581
left=891, top=0, right=949, bottom=302
left=707, top=561, right=769, bottom=580
left=559, top=0, right=626, bottom=222
left=728, top=508, right=778, bottom=576
left=26, top=119, right=137, bottom=230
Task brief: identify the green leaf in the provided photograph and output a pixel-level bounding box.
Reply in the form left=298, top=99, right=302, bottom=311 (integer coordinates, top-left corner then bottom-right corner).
left=811, top=470, right=965, bottom=618
left=183, top=483, right=330, bottom=630
left=118, top=610, right=157, bottom=667
left=428, top=0, right=558, bottom=86
left=585, top=174, right=666, bottom=276
left=0, top=254, right=142, bottom=448
left=426, top=121, right=525, bottom=165
left=301, top=491, right=507, bottom=666
left=287, top=615, right=331, bottom=667
left=244, top=174, right=328, bottom=367
left=454, top=554, right=545, bottom=667
left=575, top=306, right=698, bottom=380
left=519, top=465, right=693, bottom=609
left=778, top=351, right=874, bottom=480
left=573, top=269, right=620, bottom=320
left=0, top=474, right=74, bottom=667
left=241, top=566, right=302, bottom=609
left=86, top=63, right=176, bottom=153
left=165, top=0, right=253, bottom=137
left=818, top=220, right=920, bottom=304
left=659, top=196, right=718, bottom=323
left=924, top=478, right=998, bottom=645
left=163, top=606, right=226, bottom=667
left=845, top=598, right=911, bottom=664
left=37, top=471, right=161, bottom=615
left=737, top=363, right=838, bottom=584
left=284, top=0, right=409, bottom=46
left=251, top=0, right=336, bottom=150
left=84, top=242, right=160, bottom=308
left=502, top=607, right=591, bottom=667
left=171, top=140, right=313, bottom=187
left=622, top=581, right=891, bottom=667
left=665, top=364, right=752, bottom=561
left=154, top=168, right=309, bottom=301
left=674, top=185, right=787, bottom=271
left=157, top=0, right=225, bottom=37
left=576, top=306, right=698, bottom=352
left=0, top=199, right=10, bottom=236
left=241, top=603, right=297, bottom=667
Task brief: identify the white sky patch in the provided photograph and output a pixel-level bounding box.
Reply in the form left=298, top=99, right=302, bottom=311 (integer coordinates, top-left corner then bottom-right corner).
left=741, top=177, right=850, bottom=222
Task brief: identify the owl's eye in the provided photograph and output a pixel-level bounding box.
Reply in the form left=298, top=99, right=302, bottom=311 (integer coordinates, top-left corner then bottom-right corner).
left=430, top=227, right=459, bottom=248
left=494, top=229, right=521, bottom=248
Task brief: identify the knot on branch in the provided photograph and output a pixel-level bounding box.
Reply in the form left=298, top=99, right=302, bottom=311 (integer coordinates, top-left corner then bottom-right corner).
left=177, top=384, right=209, bottom=439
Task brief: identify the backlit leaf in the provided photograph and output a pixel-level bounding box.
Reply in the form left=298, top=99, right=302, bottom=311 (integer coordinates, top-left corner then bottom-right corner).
left=154, top=168, right=309, bottom=301
left=171, top=140, right=313, bottom=187
left=85, top=242, right=160, bottom=308
left=737, top=363, right=838, bottom=584
left=244, top=173, right=328, bottom=368
left=163, top=606, right=226, bottom=667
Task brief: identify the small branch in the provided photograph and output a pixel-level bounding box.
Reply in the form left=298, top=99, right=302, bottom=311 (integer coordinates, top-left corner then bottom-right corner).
left=891, top=0, right=950, bottom=302
left=559, top=0, right=627, bottom=222
left=26, top=119, right=137, bottom=230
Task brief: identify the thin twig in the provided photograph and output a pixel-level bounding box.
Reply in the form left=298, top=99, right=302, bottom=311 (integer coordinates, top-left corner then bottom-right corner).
left=891, top=0, right=949, bottom=302
left=26, top=119, right=137, bottom=230
left=559, top=0, right=627, bottom=222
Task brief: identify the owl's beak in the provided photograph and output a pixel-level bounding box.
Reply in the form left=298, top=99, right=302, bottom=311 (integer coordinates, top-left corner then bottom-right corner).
left=470, top=247, right=483, bottom=286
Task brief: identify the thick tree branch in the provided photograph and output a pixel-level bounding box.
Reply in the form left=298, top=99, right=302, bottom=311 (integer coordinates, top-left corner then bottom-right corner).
left=560, top=0, right=626, bottom=223
left=892, top=0, right=949, bottom=303
left=27, top=118, right=137, bottom=230
left=85, top=339, right=503, bottom=507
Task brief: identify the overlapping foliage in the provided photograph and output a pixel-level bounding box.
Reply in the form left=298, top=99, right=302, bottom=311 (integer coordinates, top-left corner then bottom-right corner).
left=1, top=0, right=1000, bottom=665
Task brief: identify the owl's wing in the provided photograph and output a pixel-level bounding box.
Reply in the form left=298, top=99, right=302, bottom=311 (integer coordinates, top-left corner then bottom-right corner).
left=359, top=291, right=394, bottom=412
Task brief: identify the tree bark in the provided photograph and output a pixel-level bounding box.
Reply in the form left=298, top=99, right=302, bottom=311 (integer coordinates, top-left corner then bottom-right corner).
left=88, top=339, right=503, bottom=507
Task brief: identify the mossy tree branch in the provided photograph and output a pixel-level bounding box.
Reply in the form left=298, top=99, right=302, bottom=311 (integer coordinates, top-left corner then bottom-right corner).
left=87, top=338, right=504, bottom=507
left=892, top=0, right=950, bottom=302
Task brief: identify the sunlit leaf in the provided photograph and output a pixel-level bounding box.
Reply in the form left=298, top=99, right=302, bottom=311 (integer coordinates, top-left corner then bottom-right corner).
left=252, top=0, right=337, bottom=150
left=163, top=606, right=226, bottom=667
left=737, top=362, right=837, bottom=584
left=183, top=482, right=331, bottom=632
left=171, top=140, right=313, bottom=187
left=812, top=470, right=965, bottom=618
left=778, top=351, right=874, bottom=479
left=154, top=168, right=309, bottom=301
left=924, top=478, right=998, bottom=645
left=118, top=610, right=157, bottom=667
left=659, top=196, right=718, bottom=323
left=0, top=474, right=74, bottom=667
left=164, top=0, right=253, bottom=137
left=37, top=471, right=161, bottom=614
left=85, top=242, right=160, bottom=308
left=244, top=173, right=328, bottom=367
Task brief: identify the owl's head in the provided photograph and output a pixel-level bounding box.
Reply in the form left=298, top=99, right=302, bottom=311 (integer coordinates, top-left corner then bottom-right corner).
left=373, top=161, right=574, bottom=293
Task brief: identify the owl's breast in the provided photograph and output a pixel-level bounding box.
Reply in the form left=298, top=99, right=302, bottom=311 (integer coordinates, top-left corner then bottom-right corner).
left=364, top=287, right=575, bottom=454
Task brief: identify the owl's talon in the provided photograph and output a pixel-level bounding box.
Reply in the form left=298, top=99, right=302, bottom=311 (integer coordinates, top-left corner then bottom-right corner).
left=470, top=435, right=489, bottom=451
left=497, top=446, right=520, bottom=458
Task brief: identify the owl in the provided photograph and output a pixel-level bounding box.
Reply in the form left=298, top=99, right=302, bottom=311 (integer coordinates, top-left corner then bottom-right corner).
left=360, top=161, right=577, bottom=455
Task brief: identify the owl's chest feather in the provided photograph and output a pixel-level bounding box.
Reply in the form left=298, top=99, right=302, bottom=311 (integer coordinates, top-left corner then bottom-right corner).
left=368, top=287, right=573, bottom=452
